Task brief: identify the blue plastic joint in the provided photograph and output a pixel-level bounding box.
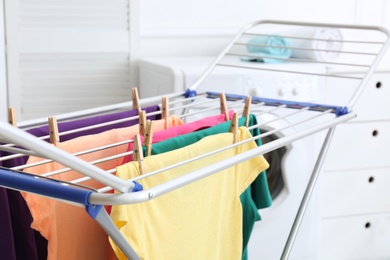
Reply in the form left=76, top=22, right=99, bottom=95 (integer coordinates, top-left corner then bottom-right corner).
left=183, top=89, right=197, bottom=98
left=132, top=181, right=143, bottom=192
left=86, top=181, right=142, bottom=219
left=86, top=204, right=103, bottom=219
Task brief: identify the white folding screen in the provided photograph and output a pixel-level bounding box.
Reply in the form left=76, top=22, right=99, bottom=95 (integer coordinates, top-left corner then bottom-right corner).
left=0, top=2, right=7, bottom=122
left=4, top=0, right=139, bottom=120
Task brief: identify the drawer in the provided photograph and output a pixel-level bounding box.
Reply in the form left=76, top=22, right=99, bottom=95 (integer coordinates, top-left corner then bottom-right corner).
left=320, top=167, right=390, bottom=218
left=324, top=72, right=390, bottom=121
left=319, top=213, right=390, bottom=259
left=324, top=121, right=390, bottom=171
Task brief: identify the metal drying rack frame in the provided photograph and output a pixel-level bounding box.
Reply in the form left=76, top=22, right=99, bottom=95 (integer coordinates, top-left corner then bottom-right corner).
left=0, top=20, right=389, bottom=259
left=184, top=19, right=390, bottom=259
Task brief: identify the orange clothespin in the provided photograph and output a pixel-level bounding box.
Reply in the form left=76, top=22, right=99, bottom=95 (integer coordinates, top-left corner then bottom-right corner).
left=132, top=87, right=140, bottom=111
left=132, top=134, right=145, bottom=175
left=229, top=112, right=238, bottom=143
left=48, top=117, right=60, bottom=147
left=138, top=110, right=147, bottom=136
left=243, top=96, right=252, bottom=127
left=144, top=120, right=154, bottom=157
left=220, top=93, right=229, bottom=121
left=8, top=107, right=17, bottom=127
left=162, top=96, right=169, bottom=128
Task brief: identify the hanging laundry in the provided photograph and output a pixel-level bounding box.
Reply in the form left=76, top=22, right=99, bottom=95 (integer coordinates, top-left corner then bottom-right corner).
left=21, top=115, right=183, bottom=260
left=127, top=114, right=272, bottom=260
left=110, top=127, right=269, bottom=260
left=0, top=105, right=161, bottom=260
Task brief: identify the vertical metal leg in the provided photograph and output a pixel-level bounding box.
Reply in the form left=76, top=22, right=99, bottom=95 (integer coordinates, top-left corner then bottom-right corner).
left=281, top=126, right=336, bottom=260
left=94, top=206, right=141, bottom=260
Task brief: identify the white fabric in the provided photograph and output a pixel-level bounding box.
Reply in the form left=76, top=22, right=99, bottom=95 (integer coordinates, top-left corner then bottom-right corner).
left=289, top=28, right=343, bottom=62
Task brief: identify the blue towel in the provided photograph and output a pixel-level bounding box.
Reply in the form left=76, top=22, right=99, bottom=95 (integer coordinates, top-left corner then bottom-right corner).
left=242, top=36, right=292, bottom=64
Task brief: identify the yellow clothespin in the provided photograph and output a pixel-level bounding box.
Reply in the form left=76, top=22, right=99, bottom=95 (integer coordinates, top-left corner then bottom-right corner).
left=144, top=120, right=154, bottom=157
left=138, top=110, right=147, bottom=136
left=229, top=112, right=238, bottom=143
left=162, top=96, right=169, bottom=128
left=243, top=96, right=252, bottom=127
left=132, top=134, right=145, bottom=175
left=48, top=117, right=60, bottom=147
left=132, top=87, right=140, bottom=111
left=8, top=107, right=17, bottom=127
left=220, top=93, right=229, bottom=121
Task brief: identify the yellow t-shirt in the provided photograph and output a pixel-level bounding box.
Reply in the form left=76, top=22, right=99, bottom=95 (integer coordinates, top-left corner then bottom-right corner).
left=111, top=126, right=269, bottom=260
left=22, top=116, right=183, bottom=260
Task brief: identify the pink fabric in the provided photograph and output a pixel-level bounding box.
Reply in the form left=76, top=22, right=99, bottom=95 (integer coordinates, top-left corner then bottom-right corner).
left=123, top=111, right=234, bottom=163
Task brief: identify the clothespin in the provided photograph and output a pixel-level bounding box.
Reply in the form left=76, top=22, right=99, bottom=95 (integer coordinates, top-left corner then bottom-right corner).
left=229, top=112, right=239, bottom=143
left=8, top=107, right=17, bottom=126
left=138, top=110, right=147, bottom=136
left=243, top=96, right=252, bottom=127
left=162, top=96, right=169, bottom=119
left=132, top=134, right=145, bottom=175
left=162, top=96, right=169, bottom=128
left=144, top=120, right=154, bottom=157
left=132, top=87, right=140, bottom=111
left=220, top=93, right=229, bottom=121
left=48, top=117, right=60, bottom=147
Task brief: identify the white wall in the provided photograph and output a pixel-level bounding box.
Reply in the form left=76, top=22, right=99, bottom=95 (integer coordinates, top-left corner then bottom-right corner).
left=138, top=0, right=388, bottom=59
left=0, top=0, right=389, bottom=121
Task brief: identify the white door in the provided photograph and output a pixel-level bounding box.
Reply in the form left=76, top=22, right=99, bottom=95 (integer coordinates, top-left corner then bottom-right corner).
left=4, top=0, right=139, bottom=121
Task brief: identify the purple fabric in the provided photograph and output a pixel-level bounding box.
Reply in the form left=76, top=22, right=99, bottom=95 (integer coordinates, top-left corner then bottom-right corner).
left=0, top=105, right=161, bottom=260
left=0, top=189, right=16, bottom=260
left=7, top=189, right=41, bottom=260
left=34, top=105, right=161, bottom=142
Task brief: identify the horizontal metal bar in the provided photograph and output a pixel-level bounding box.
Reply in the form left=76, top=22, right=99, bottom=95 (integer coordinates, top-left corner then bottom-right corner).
left=10, top=139, right=133, bottom=171
left=242, top=32, right=386, bottom=45
left=17, top=92, right=186, bottom=129
left=0, top=146, right=37, bottom=159
left=235, top=41, right=378, bottom=56
left=216, top=62, right=364, bottom=80
left=227, top=52, right=371, bottom=68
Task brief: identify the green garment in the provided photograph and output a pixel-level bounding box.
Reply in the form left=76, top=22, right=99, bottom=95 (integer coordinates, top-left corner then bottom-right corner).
left=142, top=114, right=272, bottom=260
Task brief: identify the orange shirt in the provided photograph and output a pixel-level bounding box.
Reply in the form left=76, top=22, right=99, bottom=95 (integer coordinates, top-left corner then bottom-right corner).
left=22, top=116, right=183, bottom=260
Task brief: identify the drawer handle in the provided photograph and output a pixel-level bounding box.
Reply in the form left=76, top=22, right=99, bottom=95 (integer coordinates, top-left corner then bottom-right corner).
left=365, top=222, right=371, bottom=229
left=368, top=176, right=374, bottom=183
left=376, top=81, right=382, bottom=89
left=372, top=130, right=379, bottom=137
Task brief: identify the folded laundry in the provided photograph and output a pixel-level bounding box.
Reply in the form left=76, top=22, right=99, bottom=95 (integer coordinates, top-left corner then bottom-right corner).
left=288, top=28, right=343, bottom=62
left=242, top=36, right=292, bottom=63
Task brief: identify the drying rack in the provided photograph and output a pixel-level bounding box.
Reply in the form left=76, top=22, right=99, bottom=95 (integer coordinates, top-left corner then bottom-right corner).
left=0, top=20, right=389, bottom=260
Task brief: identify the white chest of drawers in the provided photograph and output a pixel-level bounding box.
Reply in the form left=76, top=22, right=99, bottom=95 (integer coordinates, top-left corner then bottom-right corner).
left=319, top=71, right=390, bottom=259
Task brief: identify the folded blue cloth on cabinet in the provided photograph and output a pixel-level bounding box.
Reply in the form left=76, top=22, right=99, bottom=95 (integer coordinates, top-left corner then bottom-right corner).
left=242, top=36, right=292, bottom=63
